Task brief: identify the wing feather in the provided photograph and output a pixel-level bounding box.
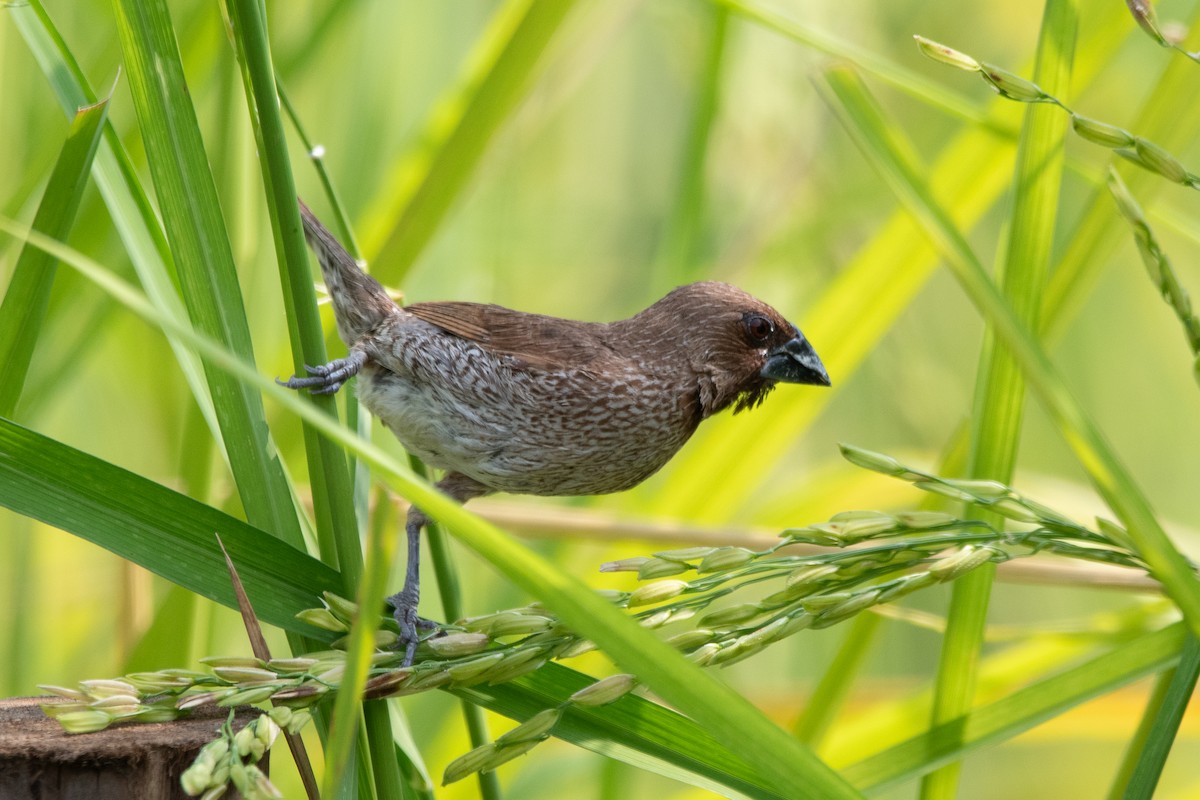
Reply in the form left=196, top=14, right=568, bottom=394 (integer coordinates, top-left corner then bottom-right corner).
left=406, top=301, right=611, bottom=371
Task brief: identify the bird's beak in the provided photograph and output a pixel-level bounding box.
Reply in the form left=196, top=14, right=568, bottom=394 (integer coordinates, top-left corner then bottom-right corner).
left=761, top=333, right=830, bottom=386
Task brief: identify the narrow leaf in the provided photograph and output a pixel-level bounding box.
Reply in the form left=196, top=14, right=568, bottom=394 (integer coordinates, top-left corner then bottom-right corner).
left=366, top=0, right=579, bottom=282
left=111, top=0, right=306, bottom=550
left=1118, top=635, right=1200, bottom=799
left=11, top=0, right=219, bottom=442
left=925, top=3, right=1076, bottom=795
left=0, top=96, right=108, bottom=416
left=460, top=664, right=792, bottom=800
left=0, top=417, right=340, bottom=636
left=843, top=623, right=1187, bottom=790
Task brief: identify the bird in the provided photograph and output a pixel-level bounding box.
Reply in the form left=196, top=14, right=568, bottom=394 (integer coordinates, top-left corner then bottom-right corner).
left=282, top=201, right=831, bottom=664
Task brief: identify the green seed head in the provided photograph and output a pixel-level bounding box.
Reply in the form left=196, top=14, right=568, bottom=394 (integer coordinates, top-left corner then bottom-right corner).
left=598, top=557, right=649, bottom=573
left=446, top=653, right=506, bottom=683
left=1071, top=115, right=1135, bottom=148
left=839, top=443, right=905, bottom=475
left=667, top=629, right=717, bottom=651
left=913, top=35, right=981, bottom=71
left=929, top=545, right=998, bottom=581
left=569, top=674, right=637, bottom=706
left=426, top=633, right=491, bottom=658
left=80, top=678, right=139, bottom=699
left=979, top=64, right=1047, bottom=102
left=628, top=579, right=689, bottom=607
left=498, top=708, right=562, bottom=745
left=442, top=742, right=497, bottom=785
left=181, top=761, right=214, bottom=795
left=699, top=602, right=764, bottom=627
left=295, top=608, right=350, bottom=633
left=637, top=557, right=692, bottom=580
left=895, top=510, right=956, bottom=529
left=211, top=666, right=279, bottom=684
left=57, top=709, right=113, bottom=734
left=697, top=547, right=755, bottom=573
left=1134, top=138, right=1190, bottom=184
left=654, top=546, right=718, bottom=562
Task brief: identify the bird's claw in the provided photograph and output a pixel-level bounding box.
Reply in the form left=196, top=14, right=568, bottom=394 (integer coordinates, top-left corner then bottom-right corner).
left=278, top=350, right=366, bottom=396
left=388, top=590, right=437, bottom=667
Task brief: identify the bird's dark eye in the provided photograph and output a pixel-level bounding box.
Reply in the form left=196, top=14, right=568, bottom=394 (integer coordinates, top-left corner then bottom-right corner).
left=744, top=314, right=774, bottom=343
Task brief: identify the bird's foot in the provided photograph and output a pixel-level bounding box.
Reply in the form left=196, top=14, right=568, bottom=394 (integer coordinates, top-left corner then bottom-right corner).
left=387, top=589, right=438, bottom=667
left=277, top=350, right=366, bottom=396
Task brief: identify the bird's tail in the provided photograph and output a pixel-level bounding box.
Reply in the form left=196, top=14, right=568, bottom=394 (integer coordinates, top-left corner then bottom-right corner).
left=298, top=200, right=397, bottom=345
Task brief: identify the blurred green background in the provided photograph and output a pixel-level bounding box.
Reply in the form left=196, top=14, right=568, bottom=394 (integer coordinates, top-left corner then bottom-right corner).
left=3, top=0, right=1200, bottom=797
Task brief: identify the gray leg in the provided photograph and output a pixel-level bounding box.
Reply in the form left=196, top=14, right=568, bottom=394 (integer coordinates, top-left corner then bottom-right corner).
left=385, top=473, right=490, bottom=666
left=278, top=348, right=367, bottom=395
left=387, top=504, right=433, bottom=666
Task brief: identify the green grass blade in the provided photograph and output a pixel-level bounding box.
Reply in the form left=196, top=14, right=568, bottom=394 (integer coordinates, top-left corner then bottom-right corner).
left=318, top=480, right=395, bottom=798
left=364, top=0, right=578, bottom=282
left=1116, top=635, right=1200, bottom=799
left=653, top=3, right=729, bottom=290
left=111, top=0, right=305, bottom=550
left=0, top=416, right=341, bottom=635
left=0, top=95, right=108, bottom=417
left=11, top=0, right=219, bottom=441
left=821, top=61, right=1200, bottom=639
left=841, top=622, right=1187, bottom=791
left=923, top=3, right=1077, bottom=796
left=224, top=0, right=361, bottom=573
left=461, top=663, right=793, bottom=799
left=221, top=2, right=392, bottom=794
left=793, top=612, right=882, bottom=747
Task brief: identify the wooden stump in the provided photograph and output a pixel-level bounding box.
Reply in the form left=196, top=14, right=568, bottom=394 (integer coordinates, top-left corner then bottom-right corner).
left=0, top=696, right=263, bottom=800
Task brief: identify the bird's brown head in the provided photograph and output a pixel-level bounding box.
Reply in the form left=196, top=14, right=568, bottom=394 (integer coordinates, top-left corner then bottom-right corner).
left=617, top=281, right=830, bottom=419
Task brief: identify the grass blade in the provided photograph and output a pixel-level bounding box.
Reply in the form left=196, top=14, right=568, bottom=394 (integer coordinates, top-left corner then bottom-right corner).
left=460, top=663, right=793, bottom=800
left=842, top=622, right=1187, bottom=790
left=11, top=0, right=219, bottom=441
left=111, top=0, right=306, bottom=549
left=652, top=3, right=729, bottom=290
left=0, top=417, right=341, bottom=634
left=1115, top=635, right=1200, bottom=799
left=364, top=0, right=579, bottom=282
left=0, top=95, right=108, bottom=417
left=923, top=3, right=1076, bottom=796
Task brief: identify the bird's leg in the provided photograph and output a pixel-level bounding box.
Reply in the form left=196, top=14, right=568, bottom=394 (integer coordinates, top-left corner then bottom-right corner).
left=278, top=348, right=367, bottom=396
left=387, top=504, right=437, bottom=666
left=386, top=473, right=490, bottom=666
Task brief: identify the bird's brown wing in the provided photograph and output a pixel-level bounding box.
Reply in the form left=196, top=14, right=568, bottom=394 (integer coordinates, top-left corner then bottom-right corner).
left=406, top=301, right=611, bottom=371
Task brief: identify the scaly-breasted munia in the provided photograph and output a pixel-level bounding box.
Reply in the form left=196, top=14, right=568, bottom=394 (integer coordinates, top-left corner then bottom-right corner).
left=282, top=201, right=830, bottom=663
